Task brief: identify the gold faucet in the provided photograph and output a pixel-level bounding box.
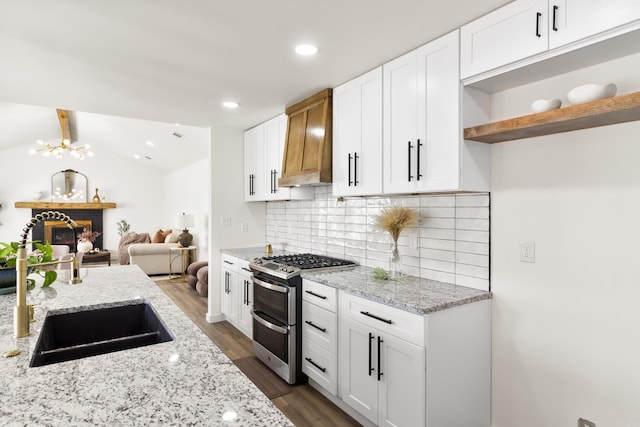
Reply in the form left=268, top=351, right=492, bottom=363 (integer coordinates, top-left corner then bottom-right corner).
left=14, top=211, right=80, bottom=338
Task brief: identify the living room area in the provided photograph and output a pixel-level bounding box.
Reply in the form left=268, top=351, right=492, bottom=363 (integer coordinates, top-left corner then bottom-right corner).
left=0, top=104, right=211, bottom=275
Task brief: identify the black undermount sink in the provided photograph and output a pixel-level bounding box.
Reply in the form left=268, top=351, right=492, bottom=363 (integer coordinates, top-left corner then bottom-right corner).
left=30, top=300, right=173, bottom=367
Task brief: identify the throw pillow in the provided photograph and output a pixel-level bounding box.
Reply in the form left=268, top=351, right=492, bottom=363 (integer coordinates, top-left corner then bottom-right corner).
left=152, top=229, right=171, bottom=243
left=165, top=232, right=180, bottom=244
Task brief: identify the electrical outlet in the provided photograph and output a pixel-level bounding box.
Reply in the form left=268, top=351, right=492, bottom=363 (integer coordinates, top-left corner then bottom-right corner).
left=221, top=216, right=231, bottom=227
left=240, top=223, right=248, bottom=232
left=520, top=240, right=535, bottom=263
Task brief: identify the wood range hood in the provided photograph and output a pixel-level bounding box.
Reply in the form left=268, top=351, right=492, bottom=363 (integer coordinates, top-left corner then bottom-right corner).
left=278, top=88, right=333, bottom=187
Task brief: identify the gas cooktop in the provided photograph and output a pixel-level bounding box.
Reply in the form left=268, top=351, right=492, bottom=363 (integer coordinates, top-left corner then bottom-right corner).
left=250, top=253, right=357, bottom=280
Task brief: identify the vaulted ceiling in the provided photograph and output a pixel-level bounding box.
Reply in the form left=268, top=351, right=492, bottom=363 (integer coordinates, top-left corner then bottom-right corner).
left=0, top=0, right=510, bottom=172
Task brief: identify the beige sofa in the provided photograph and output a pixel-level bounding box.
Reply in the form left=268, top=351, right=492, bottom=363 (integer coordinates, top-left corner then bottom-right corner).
left=119, top=230, right=184, bottom=276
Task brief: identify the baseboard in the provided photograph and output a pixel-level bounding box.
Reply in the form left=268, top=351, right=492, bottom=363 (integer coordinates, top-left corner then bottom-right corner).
left=308, top=379, right=376, bottom=427
left=206, top=312, right=225, bottom=323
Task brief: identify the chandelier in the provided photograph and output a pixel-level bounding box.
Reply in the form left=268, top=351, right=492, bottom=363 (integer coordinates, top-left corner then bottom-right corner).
left=29, top=109, right=94, bottom=160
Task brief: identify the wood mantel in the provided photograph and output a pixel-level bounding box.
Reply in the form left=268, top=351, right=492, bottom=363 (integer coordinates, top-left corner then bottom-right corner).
left=14, top=202, right=116, bottom=209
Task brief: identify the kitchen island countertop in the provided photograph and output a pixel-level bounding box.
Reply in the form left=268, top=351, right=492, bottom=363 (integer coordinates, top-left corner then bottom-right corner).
left=222, top=247, right=491, bottom=315
left=0, top=265, right=293, bottom=426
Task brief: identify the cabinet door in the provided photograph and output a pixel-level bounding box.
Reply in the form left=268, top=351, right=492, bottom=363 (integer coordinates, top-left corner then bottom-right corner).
left=383, top=50, right=418, bottom=194
left=264, top=114, right=291, bottom=200
left=460, top=0, right=548, bottom=79
left=244, top=125, right=265, bottom=201
left=338, top=317, right=378, bottom=424
left=237, top=270, right=253, bottom=338
left=220, top=267, right=238, bottom=325
left=377, top=333, right=426, bottom=427
left=414, top=30, right=460, bottom=192
left=333, top=67, right=383, bottom=197
left=548, top=0, right=640, bottom=49
left=332, top=78, right=359, bottom=196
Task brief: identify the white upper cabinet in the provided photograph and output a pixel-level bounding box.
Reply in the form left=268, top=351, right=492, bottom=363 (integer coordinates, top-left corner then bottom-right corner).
left=244, top=115, right=314, bottom=202
left=549, top=0, right=640, bottom=49
left=333, top=67, right=383, bottom=197
left=244, top=125, right=265, bottom=202
left=461, top=0, right=640, bottom=80
left=383, top=30, right=488, bottom=194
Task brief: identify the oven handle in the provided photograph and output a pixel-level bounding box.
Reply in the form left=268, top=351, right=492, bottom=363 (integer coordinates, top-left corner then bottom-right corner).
left=253, top=277, right=289, bottom=294
left=251, top=310, right=290, bottom=335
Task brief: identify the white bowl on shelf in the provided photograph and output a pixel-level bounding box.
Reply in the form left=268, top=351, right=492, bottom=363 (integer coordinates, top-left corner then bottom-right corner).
left=567, top=83, right=617, bottom=105
left=531, top=98, right=562, bottom=113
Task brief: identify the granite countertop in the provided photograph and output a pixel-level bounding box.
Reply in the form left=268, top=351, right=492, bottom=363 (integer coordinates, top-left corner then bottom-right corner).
left=222, top=247, right=492, bottom=315
left=0, top=265, right=293, bottom=427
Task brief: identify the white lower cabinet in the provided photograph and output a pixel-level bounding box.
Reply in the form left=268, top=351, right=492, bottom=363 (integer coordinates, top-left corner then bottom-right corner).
left=338, top=292, right=425, bottom=427
left=220, top=254, right=239, bottom=326
left=220, top=254, right=252, bottom=338
left=237, top=260, right=253, bottom=338
left=301, top=279, right=339, bottom=395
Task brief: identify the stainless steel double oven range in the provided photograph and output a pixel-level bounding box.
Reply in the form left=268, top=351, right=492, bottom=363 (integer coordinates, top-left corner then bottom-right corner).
left=249, top=253, right=356, bottom=384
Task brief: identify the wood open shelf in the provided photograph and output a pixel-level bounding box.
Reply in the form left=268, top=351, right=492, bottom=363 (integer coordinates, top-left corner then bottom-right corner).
left=14, top=202, right=116, bottom=209
left=464, top=91, right=640, bottom=143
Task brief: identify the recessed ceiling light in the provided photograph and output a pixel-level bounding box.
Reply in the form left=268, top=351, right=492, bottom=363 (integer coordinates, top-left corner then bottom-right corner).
left=133, top=154, right=141, bottom=159
left=295, top=44, right=318, bottom=56
left=222, top=101, right=240, bottom=109
left=146, top=140, right=154, bottom=147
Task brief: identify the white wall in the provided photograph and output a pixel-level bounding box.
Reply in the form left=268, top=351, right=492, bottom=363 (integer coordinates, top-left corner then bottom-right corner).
left=207, top=127, right=266, bottom=322
left=163, top=156, right=210, bottom=261
left=489, top=53, right=640, bottom=426
left=0, top=146, right=165, bottom=251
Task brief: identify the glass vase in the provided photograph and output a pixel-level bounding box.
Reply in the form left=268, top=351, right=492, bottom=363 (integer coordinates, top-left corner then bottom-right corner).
left=389, top=241, right=401, bottom=278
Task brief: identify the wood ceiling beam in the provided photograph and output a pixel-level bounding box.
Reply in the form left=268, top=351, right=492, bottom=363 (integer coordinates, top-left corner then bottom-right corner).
left=56, top=109, right=72, bottom=143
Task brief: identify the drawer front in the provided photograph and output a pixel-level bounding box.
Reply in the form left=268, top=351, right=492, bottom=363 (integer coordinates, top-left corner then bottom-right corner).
left=237, top=258, right=252, bottom=276
left=302, top=279, right=337, bottom=312
left=302, top=338, right=338, bottom=396
left=302, top=301, right=337, bottom=354
left=339, top=291, right=424, bottom=347
left=221, top=254, right=239, bottom=273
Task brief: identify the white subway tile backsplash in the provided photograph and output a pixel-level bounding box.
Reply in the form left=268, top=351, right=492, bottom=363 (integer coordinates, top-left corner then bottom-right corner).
left=264, top=190, right=491, bottom=290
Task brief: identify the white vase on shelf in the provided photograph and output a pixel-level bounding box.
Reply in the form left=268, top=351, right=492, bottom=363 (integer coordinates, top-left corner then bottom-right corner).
left=77, top=239, right=93, bottom=253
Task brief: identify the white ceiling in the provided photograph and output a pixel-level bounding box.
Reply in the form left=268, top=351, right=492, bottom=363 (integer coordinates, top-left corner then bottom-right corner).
left=0, top=0, right=510, bottom=172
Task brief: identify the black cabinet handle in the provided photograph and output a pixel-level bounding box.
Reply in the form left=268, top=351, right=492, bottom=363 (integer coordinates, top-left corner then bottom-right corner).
left=224, top=272, right=229, bottom=294
left=417, top=139, right=423, bottom=181
left=348, top=153, right=353, bottom=186
left=552, top=5, right=558, bottom=31
left=377, top=336, right=384, bottom=381
left=244, top=279, right=249, bottom=304
left=407, top=141, right=413, bottom=182
left=354, top=152, right=359, bottom=186
left=223, top=260, right=234, bottom=265
left=305, top=357, right=327, bottom=373
left=360, top=311, right=393, bottom=325
left=535, top=12, right=542, bottom=37
left=368, top=332, right=374, bottom=376
left=305, top=290, right=328, bottom=300
left=305, top=320, right=327, bottom=333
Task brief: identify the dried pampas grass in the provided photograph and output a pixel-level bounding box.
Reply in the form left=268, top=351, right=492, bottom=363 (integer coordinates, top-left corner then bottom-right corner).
left=375, top=206, right=418, bottom=243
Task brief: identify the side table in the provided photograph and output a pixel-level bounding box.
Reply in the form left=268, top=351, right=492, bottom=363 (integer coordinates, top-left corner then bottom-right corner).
left=82, top=250, right=111, bottom=266
left=169, top=246, right=197, bottom=282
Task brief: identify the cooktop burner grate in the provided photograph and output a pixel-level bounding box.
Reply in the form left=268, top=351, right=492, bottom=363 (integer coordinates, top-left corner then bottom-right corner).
left=264, top=253, right=356, bottom=270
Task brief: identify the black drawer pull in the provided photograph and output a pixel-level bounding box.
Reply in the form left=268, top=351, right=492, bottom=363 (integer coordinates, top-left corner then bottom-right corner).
left=305, top=357, right=327, bottom=373
left=305, top=320, right=327, bottom=333
left=223, top=260, right=234, bottom=265
left=360, top=311, right=393, bottom=325
left=305, top=290, right=328, bottom=300
left=552, top=5, right=558, bottom=31
left=535, top=12, right=542, bottom=37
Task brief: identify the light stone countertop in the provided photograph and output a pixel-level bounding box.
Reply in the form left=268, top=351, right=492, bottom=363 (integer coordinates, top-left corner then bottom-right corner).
left=222, top=247, right=492, bottom=315
left=0, top=265, right=293, bottom=427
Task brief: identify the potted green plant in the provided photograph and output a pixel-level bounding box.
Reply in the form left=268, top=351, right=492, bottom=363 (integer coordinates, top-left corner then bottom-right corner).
left=0, top=241, right=58, bottom=294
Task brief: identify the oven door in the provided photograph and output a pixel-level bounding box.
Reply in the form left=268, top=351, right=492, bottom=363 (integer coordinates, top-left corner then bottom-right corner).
left=252, top=273, right=294, bottom=324
left=251, top=310, right=289, bottom=363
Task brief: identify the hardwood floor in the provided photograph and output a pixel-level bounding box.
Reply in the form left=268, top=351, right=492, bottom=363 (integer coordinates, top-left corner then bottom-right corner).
left=155, top=279, right=361, bottom=427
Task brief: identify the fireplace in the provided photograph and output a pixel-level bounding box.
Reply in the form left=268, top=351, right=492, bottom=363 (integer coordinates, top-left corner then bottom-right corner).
left=31, top=209, right=104, bottom=250
left=44, top=220, right=93, bottom=250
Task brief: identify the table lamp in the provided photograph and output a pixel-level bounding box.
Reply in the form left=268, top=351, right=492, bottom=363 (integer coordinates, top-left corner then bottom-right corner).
left=175, top=213, right=194, bottom=247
